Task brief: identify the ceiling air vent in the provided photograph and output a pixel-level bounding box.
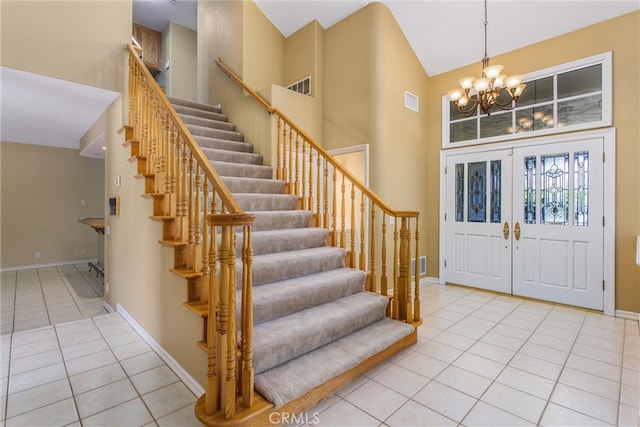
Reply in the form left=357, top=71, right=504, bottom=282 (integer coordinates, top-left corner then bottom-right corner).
left=287, top=76, right=311, bottom=96
left=405, top=91, right=419, bottom=112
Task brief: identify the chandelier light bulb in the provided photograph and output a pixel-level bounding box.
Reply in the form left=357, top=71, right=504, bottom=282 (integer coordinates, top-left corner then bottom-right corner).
left=483, top=64, right=504, bottom=79
left=473, top=78, right=490, bottom=93
left=459, top=77, right=475, bottom=90
left=505, top=75, right=523, bottom=89
left=447, top=89, right=464, bottom=101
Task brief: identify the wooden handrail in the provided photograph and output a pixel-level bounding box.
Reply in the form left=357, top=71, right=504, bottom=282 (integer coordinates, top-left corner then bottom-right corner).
left=215, top=58, right=419, bottom=219
left=127, top=45, right=257, bottom=420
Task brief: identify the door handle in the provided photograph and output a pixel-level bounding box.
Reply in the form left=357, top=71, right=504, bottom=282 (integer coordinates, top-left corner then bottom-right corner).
left=503, top=222, right=509, bottom=240
left=514, top=222, right=521, bottom=241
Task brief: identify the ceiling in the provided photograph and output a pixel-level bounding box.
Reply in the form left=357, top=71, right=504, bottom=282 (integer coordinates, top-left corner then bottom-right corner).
left=0, top=67, right=119, bottom=157
left=254, top=0, right=639, bottom=76
left=3, top=0, right=637, bottom=159
left=133, top=0, right=639, bottom=76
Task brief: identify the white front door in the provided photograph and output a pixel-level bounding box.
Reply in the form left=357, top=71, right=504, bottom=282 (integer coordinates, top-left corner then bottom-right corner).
left=445, top=150, right=513, bottom=294
left=512, top=139, right=604, bottom=310
left=444, top=138, right=605, bottom=310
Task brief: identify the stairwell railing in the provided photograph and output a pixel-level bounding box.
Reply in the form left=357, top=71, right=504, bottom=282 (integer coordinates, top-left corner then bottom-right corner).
left=127, top=45, right=256, bottom=420
left=215, top=57, right=422, bottom=326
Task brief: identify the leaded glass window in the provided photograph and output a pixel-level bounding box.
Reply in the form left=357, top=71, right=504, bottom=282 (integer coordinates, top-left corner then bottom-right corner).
left=524, top=156, right=536, bottom=224
left=541, top=153, right=570, bottom=225
left=574, top=151, right=589, bottom=226
left=468, top=162, right=486, bottom=223
left=444, top=53, right=611, bottom=147
left=455, top=163, right=464, bottom=222
left=490, top=160, right=501, bottom=223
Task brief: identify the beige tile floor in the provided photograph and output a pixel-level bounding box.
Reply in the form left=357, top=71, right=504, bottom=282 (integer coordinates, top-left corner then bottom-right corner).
left=1, top=264, right=639, bottom=426
left=1, top=265, right=201, bottom=426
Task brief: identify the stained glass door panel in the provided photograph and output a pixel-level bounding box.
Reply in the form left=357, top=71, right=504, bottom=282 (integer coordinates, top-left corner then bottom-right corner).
left=512, top=139, right=604, bottom=310
left=445, top=150, right=512, bottom=294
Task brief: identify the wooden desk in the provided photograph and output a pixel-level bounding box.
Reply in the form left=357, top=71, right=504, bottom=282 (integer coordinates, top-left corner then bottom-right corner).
left=78, top=217, right=105, bottom=234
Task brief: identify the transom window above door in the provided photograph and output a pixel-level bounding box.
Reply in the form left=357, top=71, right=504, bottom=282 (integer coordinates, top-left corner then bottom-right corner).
left=442, top=52, right=612, bottom=148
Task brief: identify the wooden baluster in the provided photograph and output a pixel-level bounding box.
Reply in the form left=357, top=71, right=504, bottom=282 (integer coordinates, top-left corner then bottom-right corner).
left=276, top=117, right=283, bottom=180
left=340, top=174, right=346, bottom=249
left=323, top=162, right=329, bottom=231
left=287, top=125, right=293, bottom=194
left=217, top=224, right=236, bottom=419
left=301, top=142, right=307, bottom=210
left=381, top=212, right=389, bottom=314
left=167, top=126, right=177, bottom=217
left=128, top=55, right=135, bottom=128
left=180, top=141, right=189, bottom=242
left=226, top=226, right=238, bottom=418
left=187, top=154, right=195, bottom=268
left=392, top=221, right=399, bottom=320
left=201, top=179, right=210, bottom=303
left=153, top=98, right=161, bottom=192
left=359, top=193, right=366, bottom=272
left=315, top=154, right=321, bottom=227
left=294, top=134, right=300, bottom=196
left=194, top=164, right=202, bottom=273
left=368, top=206, right=377, bottom=292
left=205, top=218, right=219, bottom=415
left=349, top=183, right=356, bottom=268
left=307, top=145, right=314, bottom=214
left=414, top=217, right=421, bottom=322
left=398, top=217, right=412, bottom=322
left=241, top=225, right=254, bottom=408
left=330, top=168, right=337, bottom=246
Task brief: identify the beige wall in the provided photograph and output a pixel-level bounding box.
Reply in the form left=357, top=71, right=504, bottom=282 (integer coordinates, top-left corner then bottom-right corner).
left=426, top=11, right=640, bottom=312
left=323, top=3, right=429, bottom=267
left=168, top=23, right=197, bottom=100
left=0, top=142, right=105, bottom=268
left=0, top=0, right=131, bottom=92
left=285, top=20, right=323, bottom=99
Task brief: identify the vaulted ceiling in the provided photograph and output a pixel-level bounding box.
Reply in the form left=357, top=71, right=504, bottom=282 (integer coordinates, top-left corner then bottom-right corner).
left=3, top=0, right=638, bottom=157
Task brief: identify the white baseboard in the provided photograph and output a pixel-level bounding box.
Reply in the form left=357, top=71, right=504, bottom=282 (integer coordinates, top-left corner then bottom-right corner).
left=116, top=304, right=205, bottom=397
left=615, top=309, right=640, bottom=322
left=0, top=258, right=98, bottom=272
left=422, top=276, right=441, bottom=285
left=103, top=301, right=115, bottom=313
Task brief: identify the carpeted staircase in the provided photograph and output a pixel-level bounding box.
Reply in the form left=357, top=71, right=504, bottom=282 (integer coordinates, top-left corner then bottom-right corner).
left=169, top=97, right=416, bottom=409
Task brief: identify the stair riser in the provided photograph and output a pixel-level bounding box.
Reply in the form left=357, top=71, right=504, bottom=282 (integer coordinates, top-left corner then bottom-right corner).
left=180, top=115, right=236, bottom=132
left=223, top=177, right=285, bottom=194
left=174, top=105, right=228, bottom=122
left=187, top=124, right=244, bottom=142
left=194, top=136, right=254, bottom=154
left=168, top=97, right=222, bottom=114
left=235, top=195, right=298, bottom=211
left=212, top=161, right=273, bottom=179
left=201, top=147, right=263, bottom=166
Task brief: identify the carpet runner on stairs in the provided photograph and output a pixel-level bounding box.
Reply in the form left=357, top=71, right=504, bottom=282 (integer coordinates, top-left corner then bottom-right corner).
left=169, top=96, right=415, bottom=409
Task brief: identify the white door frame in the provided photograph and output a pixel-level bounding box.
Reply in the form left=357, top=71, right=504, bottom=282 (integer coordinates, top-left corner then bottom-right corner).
left=439, top=128, right=616, bottom=316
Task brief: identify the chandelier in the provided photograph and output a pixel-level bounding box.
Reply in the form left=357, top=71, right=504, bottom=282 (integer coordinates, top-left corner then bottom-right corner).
left=447, top=0, right=526, bottom=117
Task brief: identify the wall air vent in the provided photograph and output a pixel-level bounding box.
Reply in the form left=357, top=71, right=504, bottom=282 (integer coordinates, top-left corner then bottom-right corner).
left=405, top=91, right=419, bottom=112
left=287, top=76, right=311, bottom=96
left=410, top=256, right=427, bottom=276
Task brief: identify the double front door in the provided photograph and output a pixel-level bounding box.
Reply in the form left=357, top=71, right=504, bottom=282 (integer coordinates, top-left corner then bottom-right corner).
left=444, top=138, right=604, bottom=310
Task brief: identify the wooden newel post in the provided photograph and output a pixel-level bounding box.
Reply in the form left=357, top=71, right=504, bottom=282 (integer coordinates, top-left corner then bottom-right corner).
left=207, top=213, right=255, bottom=419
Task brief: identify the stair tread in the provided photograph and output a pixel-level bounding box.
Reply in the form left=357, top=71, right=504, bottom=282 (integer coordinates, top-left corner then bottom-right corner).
left=249, top=268, right=366, bottom=325
left=168, top=97, right=222, bottom=114
left=249, top=246, right=346, bottom=286
left=252, top=291, right=390, bottom=374
left=255, top=317, right=415, bottom=408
